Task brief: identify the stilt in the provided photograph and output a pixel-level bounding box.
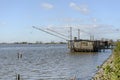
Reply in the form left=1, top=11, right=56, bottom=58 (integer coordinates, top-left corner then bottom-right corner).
left=16, top=74, right=20, bottom=80
left=17, top=52, right=22, bottom=59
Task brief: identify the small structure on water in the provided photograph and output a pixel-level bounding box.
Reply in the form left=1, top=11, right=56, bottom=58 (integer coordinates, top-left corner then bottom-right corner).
left=68, top=38, right=110, bottom=52
left=33, top=26, right=113, bottom=52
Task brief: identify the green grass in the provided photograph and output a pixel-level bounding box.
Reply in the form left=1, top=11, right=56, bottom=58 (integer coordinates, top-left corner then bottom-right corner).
left=101, top=42, right=120, bottom=80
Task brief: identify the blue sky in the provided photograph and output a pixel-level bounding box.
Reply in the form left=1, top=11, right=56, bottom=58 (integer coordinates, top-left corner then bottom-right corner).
left=0, top=0, right=120, bottom=43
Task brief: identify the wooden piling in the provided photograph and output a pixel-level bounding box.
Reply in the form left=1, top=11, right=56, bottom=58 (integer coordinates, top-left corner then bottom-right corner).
left=16, top=74, right=20, bottom=80
left=17, top=52, right=22, bottom=59
left=20, top=54, right=22, bottom=58
left=17, top=53, right=19, bottom=59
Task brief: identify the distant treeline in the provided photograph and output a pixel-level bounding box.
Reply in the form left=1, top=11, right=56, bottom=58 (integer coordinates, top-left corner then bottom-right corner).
left=0, top=41, right=67, bottom=44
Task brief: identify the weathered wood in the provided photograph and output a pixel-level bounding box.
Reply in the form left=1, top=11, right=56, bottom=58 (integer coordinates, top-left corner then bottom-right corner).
left=17, top=52, right=22, bottom=59
left=68, top=39, right=112, bottom=52
left=16, top=74, right=20, bottom=80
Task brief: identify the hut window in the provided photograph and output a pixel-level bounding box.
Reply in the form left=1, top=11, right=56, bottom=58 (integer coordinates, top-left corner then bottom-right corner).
left=82, top=42, right=88, bottom=46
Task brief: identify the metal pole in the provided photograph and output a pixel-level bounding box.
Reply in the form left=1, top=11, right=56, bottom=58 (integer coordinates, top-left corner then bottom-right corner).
left=69, top=27, right=74, bottom=52
left=70, top=27, right=72, bottom=40
left=90, top=35, right=94, bottom=40
left=90, top=35, right=92, bottom=40
left=78, top=29, right=80, bottom=40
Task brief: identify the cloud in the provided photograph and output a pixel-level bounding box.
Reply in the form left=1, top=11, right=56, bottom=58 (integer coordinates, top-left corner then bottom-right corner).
left=41, top=3, right=54, bottom=10
left=69, top=2, right=90, bottom=15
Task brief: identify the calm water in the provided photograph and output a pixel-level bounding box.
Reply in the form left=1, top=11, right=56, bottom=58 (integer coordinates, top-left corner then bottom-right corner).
left=0, top=44, right=112, bottom=80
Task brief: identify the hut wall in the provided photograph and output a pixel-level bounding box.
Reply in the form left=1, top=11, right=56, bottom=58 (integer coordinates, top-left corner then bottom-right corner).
left=74, top=41, right=94, bottom=50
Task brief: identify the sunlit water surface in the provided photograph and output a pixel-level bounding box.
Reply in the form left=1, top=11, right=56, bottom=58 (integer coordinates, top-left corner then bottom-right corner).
left=0, top=44, right=112, bottom=80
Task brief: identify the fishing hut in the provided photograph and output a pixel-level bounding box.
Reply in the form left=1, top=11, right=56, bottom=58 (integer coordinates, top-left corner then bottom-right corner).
left=68, top=37, right=110, bottom=52
left=33, top=26, right=111, bottom=52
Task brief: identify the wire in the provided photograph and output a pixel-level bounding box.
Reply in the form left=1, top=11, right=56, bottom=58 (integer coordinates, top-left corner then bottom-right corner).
left=32, top=26, right=68, bottom=41
left=46, top=28, right=68, bottom=37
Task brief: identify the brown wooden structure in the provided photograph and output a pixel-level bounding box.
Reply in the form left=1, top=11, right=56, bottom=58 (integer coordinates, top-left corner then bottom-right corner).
left=33, top=26, right=113, bottom=52
left=68, top=39, right=110, bottom=52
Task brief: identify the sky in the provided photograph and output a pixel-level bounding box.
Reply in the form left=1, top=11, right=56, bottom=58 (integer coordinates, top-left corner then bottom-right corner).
left=0, top=0, right=120, bottom=43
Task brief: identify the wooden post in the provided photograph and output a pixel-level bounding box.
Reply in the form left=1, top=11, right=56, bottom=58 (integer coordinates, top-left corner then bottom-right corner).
left=17, top=53, right=20, bottom=59
left=16, top=74, right=20, bottom=80
left=17, top=52, right=22, bottom=59
left=20, top=54, right=22, bottom=58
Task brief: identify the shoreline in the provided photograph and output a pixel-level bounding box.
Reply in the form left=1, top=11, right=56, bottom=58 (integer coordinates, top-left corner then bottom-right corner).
left=92, top=52, right=114, bottom=80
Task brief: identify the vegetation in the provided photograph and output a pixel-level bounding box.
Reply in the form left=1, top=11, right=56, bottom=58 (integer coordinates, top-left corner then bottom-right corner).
left=94, top=41, right=120, bottom=80
left=0, top=41, right=67, bottom=44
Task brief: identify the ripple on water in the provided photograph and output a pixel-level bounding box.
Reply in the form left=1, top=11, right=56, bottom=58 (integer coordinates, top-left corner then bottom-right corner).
left=0, top=44, right=112, bottom=79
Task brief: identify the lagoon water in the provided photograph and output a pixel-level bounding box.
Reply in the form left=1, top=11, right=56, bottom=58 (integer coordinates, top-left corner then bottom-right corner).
left=0, top=44, right=112, bottom=80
